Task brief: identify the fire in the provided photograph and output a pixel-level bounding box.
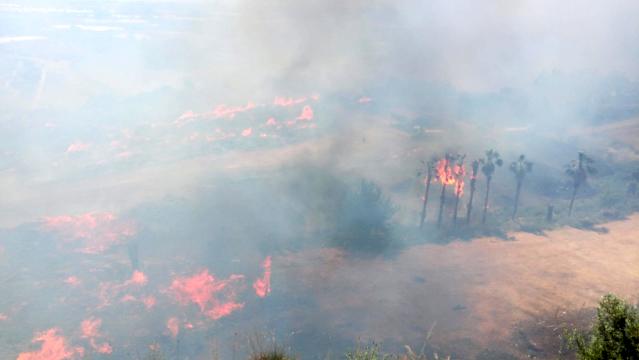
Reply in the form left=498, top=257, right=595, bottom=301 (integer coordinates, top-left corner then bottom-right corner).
left=296, top=105, right=314, bottom=121
left=65, top=142, right=90, bottom=154
left=175, top=110, right=198, bottom=127
left=43, top=212, right=136, bottom=254
left=170, top=269, right=245, bottom=320
left=142, top=295, right=157, bottom=310
left=273, top=96, right=307, bottom=106
left=436, top=158, right=455, bottom=186
left=0, top=313, right=7, bottom=321
left=17, top=328, right=81, bottom=360
left=211, top=102, right=256, bottom=118
left=98, top=271, right=149, bottom=308
left=253, top=256, right=272, bottom=298
left=358, top=97, right=372, bottom=103
left=265, top=117, right=278, bottom=126
left=453, top=163, right=466, bottom=197
left=80, top=317, right=101, bottom=339
left=81, top=317, right=112, bottom=354
left=64, top=276, right=80, bottom=287
left=126, top=270, right=148, bottom=286
left=241, top=127, right=253, bottom=137
left=167, top=317, right=179, bottom=338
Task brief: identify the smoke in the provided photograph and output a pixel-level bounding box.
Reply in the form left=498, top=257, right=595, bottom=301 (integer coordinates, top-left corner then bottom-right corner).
left=178, top=0, right=639, bottom=98
left=2, top=1, right=639, bottom=358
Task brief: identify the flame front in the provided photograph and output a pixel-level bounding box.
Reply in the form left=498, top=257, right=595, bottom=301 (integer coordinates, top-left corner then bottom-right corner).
left=453, top=164, right=466, bottom=197
left=253, top=256, right=272, bottom=298
left=170, top=269, right=245, bottom=320
left=436, top=158, right=455, bottom=186
left=17, top=328, right=81, bottom=360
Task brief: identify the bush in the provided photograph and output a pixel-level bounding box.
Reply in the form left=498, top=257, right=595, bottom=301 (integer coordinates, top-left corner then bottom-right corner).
left=332, top=180, right=396, bottom=254
left=248, top=349, right=293, bottom=360
left=345, top=344, right=391, bottom=360
left=569, top=294, right=639, bottom=359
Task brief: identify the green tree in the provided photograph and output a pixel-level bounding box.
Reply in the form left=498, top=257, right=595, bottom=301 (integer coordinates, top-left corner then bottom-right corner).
left=509, top=155, right=533, bottom=220
left=480, top=149, right=503, bottom=224
left=570, top=294, right=639, bottom=360
left=565, top=152, right=597, bottom=216
left=333, top=180, right=395, bottom=253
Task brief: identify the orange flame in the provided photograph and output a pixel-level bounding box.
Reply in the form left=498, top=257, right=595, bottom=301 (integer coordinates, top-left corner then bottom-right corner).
left=296, top=105, right=314, bottom=121
left=17, top=328, right=81, bottom=360
left=43, top=212, right=136, bottom=254
left=241, top=127, right=253, bottom=137
left=170, top=269, right=245, bottom=320
left=273, top=96, right=307, bottom=106
left=64, top=276, right=81, bottom=287
left=452, top=164, right=466, bottom=197
left=265, top=117, right=278, bottom=126
left=253, top=256, right=272, bottom=298
left=167, top=317, right=179, bottom=338
left=80, top=317, right=111, bottom=353
left=436, top=158, right=455, bottom=186
left=65, top=142, right=90, bottom=154
left=211, top=102, right=256, bottom=118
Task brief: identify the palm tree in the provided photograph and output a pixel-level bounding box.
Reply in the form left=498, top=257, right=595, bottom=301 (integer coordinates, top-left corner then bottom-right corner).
left=480, top=149, right=503, bottom=224
left=418, top=158, right=437, bottom=228
left=436, top=153, right=455, bottom=228
left=509, top=155, right=533, bottom=220
left=565, top=152, right=596, bottom=216
left=465, top=160, right=480, bottom=224
left=451, top=154, right=466, bottom=225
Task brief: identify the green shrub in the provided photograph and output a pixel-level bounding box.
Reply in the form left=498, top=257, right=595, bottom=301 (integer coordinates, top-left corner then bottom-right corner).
left=248, top=349, right=293, bottom=360
left=345, top=344, right=391, bottom=360
left=332, top=180, right=396, bottom=254
left=569, top=294, right=639, bottom=359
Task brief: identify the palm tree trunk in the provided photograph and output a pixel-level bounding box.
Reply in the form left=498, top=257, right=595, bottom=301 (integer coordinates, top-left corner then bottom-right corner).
left=568, top=184, right=578, bottom=216
left=437, top=184, right=447, bottom=228
left=453, top=193, right=461, bottom=225
left=482, top=177, right=492, bottom=225
left=512, top=180, right=522, bottom=220
left=419, top=174, right=432, bottom=228
left=466, top=179, right=476, bottom=224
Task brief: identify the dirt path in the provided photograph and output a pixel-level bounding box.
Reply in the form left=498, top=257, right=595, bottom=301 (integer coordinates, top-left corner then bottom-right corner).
left=279, top=215, right=639, bottom=356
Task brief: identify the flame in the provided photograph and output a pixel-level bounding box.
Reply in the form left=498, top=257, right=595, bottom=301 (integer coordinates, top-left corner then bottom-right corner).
left=0, top=313, right=7, bottom=321
left=17, top=328, right=81, bottom=360
left=64, top=276, right=80, bottom=287
left=81, top=317, right=112, bottom=355
left=142, top=296, right=156, bottom=310
left=265, top=117, right=278, bottom=126
left=65, top=142, right=90, bottom=154
left=170, top=269, right=245, bottom=320
left=43, top=212, right=136, bottom=254
left=241, top=127, right=253, bottom=137
left=211, top=102, right=256, bottom=118
left=174, top=110, right=199, bottom=127
left=436, top=158, right=455, bottom=186
left=167, top=317, right=179, bottom=338
left=80, top=318, right=101, bottom=339
left=357, top=97, right=372, bottom=103
left=253, top=256, right=272, bottom=298
left=452, top=164, right=466, bottom=197
left=126, top=270, right=148, bottom=286
left=273, top=96, right=307, bottom=106
left=97, top=271, right=149, bottom=308
left=296, top=105, right=314, bottom=121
